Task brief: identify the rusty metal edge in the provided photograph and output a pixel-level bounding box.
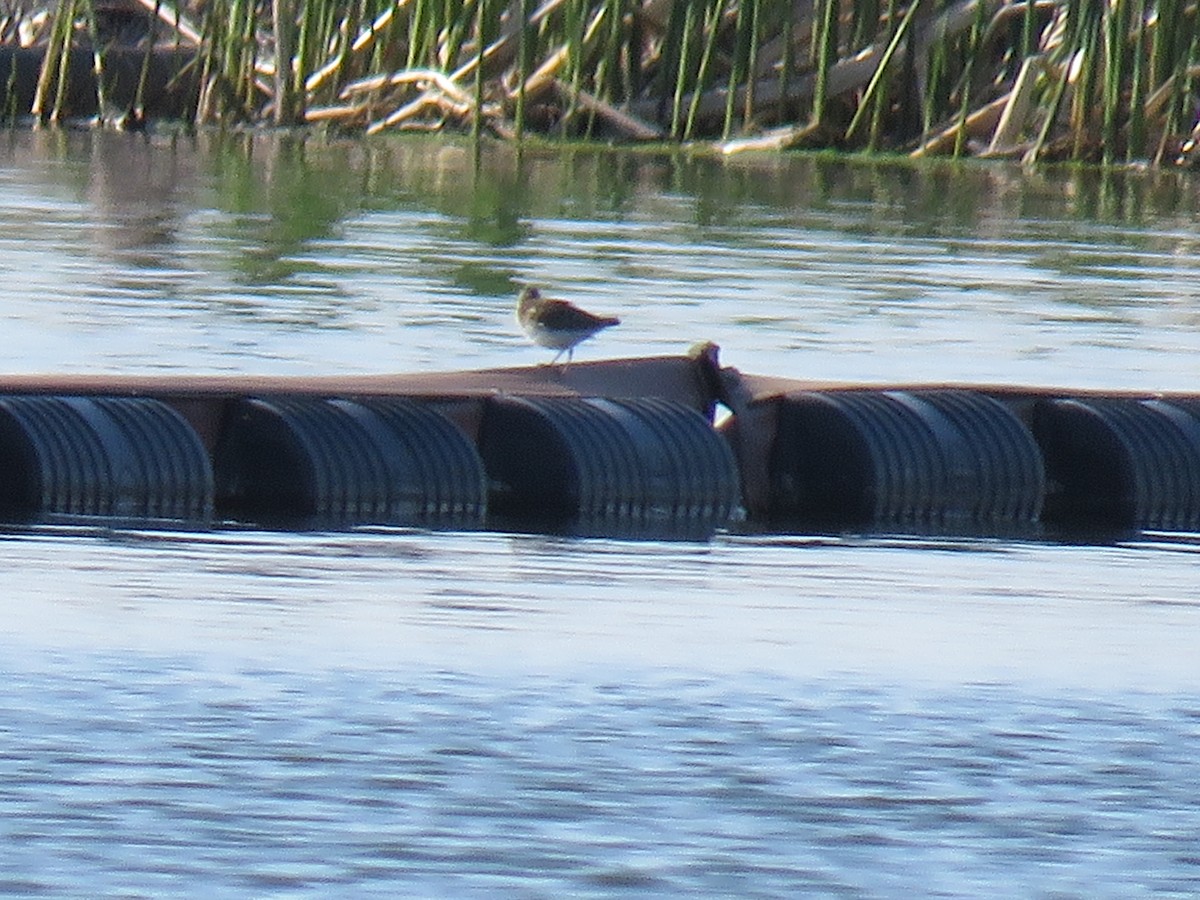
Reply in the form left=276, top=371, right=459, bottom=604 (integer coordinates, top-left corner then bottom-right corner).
left=2, top=356, right=1192, bottom=407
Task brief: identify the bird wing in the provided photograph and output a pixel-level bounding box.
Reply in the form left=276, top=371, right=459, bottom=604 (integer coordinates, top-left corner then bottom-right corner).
left=536, top=299, right=619, bottom=330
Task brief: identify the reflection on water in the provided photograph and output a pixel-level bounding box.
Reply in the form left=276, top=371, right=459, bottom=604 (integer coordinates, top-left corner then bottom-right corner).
left=0, top=129, right=1196, bottom=384
left=0, top=131, right=1199, bottom=895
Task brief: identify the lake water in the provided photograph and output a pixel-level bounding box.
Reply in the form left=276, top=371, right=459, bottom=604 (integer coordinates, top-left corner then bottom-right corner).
left=0, top=130, right=1198, bottom=896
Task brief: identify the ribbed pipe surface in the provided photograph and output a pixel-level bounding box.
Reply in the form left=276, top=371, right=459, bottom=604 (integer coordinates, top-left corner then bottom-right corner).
left=330, top=397, right=487, bottom=527
left=0, top=395, right=212, bottom=522
left=214, top=396, right=485, bottom=528
left=769, top=390, right=1044, bottom=528
left=1033, top=397, right=1200, bottom=531
left=478, top=396, right=740, bottom=537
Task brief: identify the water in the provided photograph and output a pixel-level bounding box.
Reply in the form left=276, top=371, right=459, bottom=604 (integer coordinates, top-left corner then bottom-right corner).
left=0, top=130, right=1199, bottom=896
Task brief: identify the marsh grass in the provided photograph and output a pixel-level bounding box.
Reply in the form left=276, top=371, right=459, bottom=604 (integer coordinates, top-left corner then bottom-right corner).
left=21, top=0, right=1200, bottom=164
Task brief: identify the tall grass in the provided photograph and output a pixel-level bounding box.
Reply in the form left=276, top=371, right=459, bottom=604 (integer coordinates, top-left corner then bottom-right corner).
left=22, top=0, right=1200, bottom=164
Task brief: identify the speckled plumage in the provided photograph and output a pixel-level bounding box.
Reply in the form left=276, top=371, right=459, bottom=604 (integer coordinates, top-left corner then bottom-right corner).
left=516, top=286, right=619, bottom=365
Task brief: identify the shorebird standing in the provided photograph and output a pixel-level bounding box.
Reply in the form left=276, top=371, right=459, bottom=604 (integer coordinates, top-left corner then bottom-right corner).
left=516, top=286, right=620, bottom=366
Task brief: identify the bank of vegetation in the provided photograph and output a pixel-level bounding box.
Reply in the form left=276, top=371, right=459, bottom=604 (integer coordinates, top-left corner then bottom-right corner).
left=9, top=0, right=1200, bottom=163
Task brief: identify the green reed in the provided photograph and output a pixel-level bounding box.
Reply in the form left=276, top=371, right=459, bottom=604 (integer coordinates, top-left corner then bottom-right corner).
left=683, top=0, right=723, bottom=140
left=951, top=0, right=989, bottom=158
left=722, top=0, right=757, bottom=136
left=31, top=0, right=78, bottom=120
left=666, top=0, right=698, bottom=138
left=809, top=0, right=839, bottom=130
left=514, top=0, right=532, bottom=140
left=472, top=0, right=491, bottom=138
left=21, top=0, right=1200, bottom=165
left=593, top=0, right=622, bottom=108
left=564, top=0, right=586, bottom=130
left=866, top=0, right=898, bottom=151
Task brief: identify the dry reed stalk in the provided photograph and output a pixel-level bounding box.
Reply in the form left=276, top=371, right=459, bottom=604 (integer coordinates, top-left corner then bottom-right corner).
left=910, top=93, right=1008, bottom=156
left=305, top=102, right=372, bottom=123
left=719, top=119, right=825, bottom=153
left=982, top=53, right=1045, bottom=155
left=359, top=68, right=503, bottom=134
left=306, top=1, right=414, bottom=94
left=128, top=0, right=203, bottom=45
left=552, top=79, right=664, bottom=138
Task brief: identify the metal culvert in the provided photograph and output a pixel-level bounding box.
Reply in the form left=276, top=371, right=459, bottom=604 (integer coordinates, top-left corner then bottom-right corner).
left=1032, top=397, right=1200, bottom=532
left=768, top=390, right=1044, bottom=529
left=213, top=396, right=485, bottom=528
left=329, top=397, right=487, bottom=527
left=0, top=395, right=213, bottom=523
left=478, top=396, right=741, bottom=538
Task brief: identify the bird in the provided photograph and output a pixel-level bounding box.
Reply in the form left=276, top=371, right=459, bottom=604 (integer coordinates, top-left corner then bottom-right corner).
left=516, top=286, right=620, bottom=366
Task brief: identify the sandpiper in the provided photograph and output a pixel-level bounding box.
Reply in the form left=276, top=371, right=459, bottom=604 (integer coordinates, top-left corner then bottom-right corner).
left=516, top=286, right=620, bottom=366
